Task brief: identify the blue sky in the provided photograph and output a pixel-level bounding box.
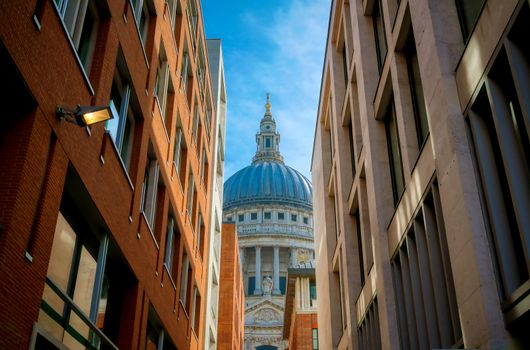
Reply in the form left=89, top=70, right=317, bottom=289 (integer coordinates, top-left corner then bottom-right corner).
left=202, top=0, right=330, bottom=180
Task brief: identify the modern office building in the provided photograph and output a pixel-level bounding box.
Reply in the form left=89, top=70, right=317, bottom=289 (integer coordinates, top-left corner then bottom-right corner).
left=282, top=261, right=318, bottom=350
left=0, top=0, right=219, bottom=349
left=223, top=96, right=314, bottom=350
left=202, top=38, right=227, bottom=350
left=217, top=223, right=245, bottom=350
left=312, top=0, right=530, bottom=349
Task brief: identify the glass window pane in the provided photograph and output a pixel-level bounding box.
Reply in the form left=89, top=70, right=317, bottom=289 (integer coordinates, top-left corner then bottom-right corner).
left=47, top=213, right=77, bottom=291
left=456, top=0, right=486, bottom=41
left=40, top=212, right=76, bottom=328
left=63, top=0, right=82, bottom=36
left=179, top=254, right=189, bottom=307
left=145, top=321, right=159, bottom=350
left=107, top=82, right=122, bottom=143
left=65, top=243, right=98, bottom=349
left=139, top=2, right=149, bottom=44
left=71, top=243, right=97, bottom=305
left=406, top=44, right=429, bottom=146
left=248, top=276, right=255, bottom=295
left=373, top=0, right=387, bottom=72
left=77, top=3, right=96, bottom=71
left=385, top=102, right=405, bottom=205
left=120, top=106, right=135, bottom=169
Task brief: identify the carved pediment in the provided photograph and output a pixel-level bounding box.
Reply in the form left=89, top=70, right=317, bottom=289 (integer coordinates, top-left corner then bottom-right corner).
left=245, top=298, right=284, bottom=313
left=256, top=308, right=280, bottom=323
left=245, top=299, right=285, bottom=326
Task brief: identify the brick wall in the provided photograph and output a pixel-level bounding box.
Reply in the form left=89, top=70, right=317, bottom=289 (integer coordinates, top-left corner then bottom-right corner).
left=288, top=313, right=318, bottom=350
left=0, top=0, right=216, bottom=349
left=218, top=223, right=244, bottom=350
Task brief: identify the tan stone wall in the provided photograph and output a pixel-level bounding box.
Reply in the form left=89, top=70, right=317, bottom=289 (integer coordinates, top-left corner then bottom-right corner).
left=312, top=0, right=528, bottom=349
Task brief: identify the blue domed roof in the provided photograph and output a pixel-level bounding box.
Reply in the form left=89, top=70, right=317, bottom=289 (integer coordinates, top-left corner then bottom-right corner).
left=223, top=161, right=312, bottom=210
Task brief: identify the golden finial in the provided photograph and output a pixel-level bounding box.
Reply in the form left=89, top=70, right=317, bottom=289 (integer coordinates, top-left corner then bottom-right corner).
left=265, top=93, right=271, bottom=114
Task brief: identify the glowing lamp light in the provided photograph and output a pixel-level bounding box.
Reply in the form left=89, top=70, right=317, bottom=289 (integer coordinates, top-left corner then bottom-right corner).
left=56, top=105, right=112, bottom=127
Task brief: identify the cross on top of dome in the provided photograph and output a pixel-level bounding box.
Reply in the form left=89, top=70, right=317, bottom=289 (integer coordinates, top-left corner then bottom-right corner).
left=264, top=93, right=272, bottom=116
left=253, top=94, right=284, bottom=164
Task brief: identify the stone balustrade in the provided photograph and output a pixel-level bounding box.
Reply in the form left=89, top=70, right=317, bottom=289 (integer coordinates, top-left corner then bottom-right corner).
left=237, top=222, right=312, bottom=237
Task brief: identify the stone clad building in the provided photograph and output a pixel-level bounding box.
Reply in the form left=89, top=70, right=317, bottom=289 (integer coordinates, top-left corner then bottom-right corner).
left=223, top=96, right=314, bottom=350
left=312, top=0, right=530, bottom=349
left=202, top=38, right=227, bottom=350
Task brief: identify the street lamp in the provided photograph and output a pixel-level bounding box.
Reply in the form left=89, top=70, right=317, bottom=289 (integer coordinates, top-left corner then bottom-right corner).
left=56, top=105, right=112, bottom=127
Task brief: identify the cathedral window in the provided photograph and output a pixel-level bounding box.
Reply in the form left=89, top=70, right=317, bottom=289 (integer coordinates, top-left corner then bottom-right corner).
left=247, top=276, right=255, bottom=295
left=279, top=276, right=287, bottom=294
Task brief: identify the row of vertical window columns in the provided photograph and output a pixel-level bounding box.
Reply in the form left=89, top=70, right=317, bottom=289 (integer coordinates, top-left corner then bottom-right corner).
left=466, top=3, right=530, bottom=309
left=240, top=246, right=299, bottom=295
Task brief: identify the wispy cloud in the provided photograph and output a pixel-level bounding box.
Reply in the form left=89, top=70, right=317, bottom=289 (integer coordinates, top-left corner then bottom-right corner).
left=219, top=0, right=330, bottom=180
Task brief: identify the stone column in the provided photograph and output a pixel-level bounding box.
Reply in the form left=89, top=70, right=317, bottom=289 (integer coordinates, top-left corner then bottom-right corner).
left=273, top=246, right=281, bottom=295
left=290, top=247, right=297, bottom=266
left=254, top=246, right=262, bottom=295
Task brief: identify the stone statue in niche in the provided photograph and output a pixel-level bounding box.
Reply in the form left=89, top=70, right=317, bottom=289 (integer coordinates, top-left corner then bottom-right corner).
left=262, top=276, right=273, bottom=295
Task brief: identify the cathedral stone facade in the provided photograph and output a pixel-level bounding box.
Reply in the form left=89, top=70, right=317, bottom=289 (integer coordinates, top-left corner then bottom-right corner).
left=223, top=96, right=314, bottom=350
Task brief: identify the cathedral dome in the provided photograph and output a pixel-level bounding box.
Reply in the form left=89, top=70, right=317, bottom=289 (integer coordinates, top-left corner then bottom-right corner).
left=223, top=94, right=312, bottom=211
left=223, top=161, right=312, bottom=211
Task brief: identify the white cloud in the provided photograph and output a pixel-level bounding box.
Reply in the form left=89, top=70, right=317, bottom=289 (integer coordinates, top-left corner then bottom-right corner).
left=223, top=0, right=330, bottom=180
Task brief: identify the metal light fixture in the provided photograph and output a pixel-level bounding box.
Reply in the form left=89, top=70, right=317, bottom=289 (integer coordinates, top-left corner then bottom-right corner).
left=56, top=105, right=112, bottom=127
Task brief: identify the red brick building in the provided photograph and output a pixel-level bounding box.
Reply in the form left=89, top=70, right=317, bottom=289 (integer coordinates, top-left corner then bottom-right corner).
left=283, top=261, right=318, bottom=350
left=0, top=0, right=217, bottom=349
left=217, top=223, right=244, bottom=350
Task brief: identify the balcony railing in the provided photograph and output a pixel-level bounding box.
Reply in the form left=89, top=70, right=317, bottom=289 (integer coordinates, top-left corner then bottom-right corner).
left=40, top=277, right=118, bottom=350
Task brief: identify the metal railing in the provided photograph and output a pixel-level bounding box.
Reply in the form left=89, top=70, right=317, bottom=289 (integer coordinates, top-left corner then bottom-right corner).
left=41, top=277, right=119, bottom=350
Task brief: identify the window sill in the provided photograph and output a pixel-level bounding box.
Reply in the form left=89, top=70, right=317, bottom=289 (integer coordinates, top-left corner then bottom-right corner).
left=140, top=211, right=159, bottom=250
left=409, top=132, right=430, bottom=175
left=172, top=162, right=185, bottom=195
left=178, top=299, right=190, bottom=321
left=163, top=264, right=177, bottom=290
left=32, top=14, right=42, bottom=31
left=503, top=279, right=530, bottom=324
left=154, top=97, right=171, bottom=144
left=104, top=132, right=135, bottom=191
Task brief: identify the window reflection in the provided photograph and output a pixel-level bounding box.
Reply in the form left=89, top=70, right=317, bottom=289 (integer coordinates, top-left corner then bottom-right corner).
left=38, top=211, right=111, bottom=350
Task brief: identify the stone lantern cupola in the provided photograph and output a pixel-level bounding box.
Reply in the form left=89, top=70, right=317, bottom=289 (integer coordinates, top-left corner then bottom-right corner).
left=252, top=94, right=284, bottom=164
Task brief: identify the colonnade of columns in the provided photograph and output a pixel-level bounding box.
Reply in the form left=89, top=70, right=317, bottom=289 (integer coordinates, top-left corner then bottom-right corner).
left=239, top=246, right=299, bottom=296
